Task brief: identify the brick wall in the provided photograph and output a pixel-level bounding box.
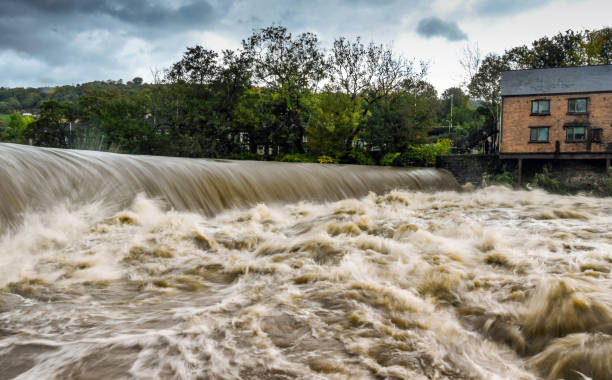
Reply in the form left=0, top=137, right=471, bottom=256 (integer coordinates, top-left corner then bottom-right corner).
left=501, top=92, right=612, bottom=153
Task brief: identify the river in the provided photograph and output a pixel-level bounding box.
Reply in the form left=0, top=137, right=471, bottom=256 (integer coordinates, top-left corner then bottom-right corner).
left=1, top=143, right=611, bottom=379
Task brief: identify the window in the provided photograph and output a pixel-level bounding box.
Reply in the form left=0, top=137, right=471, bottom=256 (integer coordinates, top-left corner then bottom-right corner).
left=566, top=126, right=586, bottom=142
left=531, top=99, right=550, bottom=115
left=590, top=128, right=602, bottom=143
left=530, top=127, right=549, bottom=142
left=568, top=98, right=588, bottom=113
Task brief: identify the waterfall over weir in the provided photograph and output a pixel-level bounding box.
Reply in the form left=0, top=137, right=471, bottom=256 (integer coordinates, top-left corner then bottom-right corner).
left=0, top=143, right=459, bottom=230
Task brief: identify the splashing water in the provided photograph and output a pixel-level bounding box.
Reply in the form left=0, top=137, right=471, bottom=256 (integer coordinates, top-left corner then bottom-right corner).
left=1, top=145, right=612, bottom=379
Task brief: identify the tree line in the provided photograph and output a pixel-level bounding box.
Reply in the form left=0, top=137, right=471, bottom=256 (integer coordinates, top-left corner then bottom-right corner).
left=0, top=26, right=609, bottom=166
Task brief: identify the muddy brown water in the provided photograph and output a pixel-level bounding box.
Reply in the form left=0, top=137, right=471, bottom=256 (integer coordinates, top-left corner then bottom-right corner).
left=1, top=143, right=611, bottom=379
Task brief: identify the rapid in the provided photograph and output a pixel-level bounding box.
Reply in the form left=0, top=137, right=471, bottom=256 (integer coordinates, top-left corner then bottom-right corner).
left=1, top=143, right=612, bottom=380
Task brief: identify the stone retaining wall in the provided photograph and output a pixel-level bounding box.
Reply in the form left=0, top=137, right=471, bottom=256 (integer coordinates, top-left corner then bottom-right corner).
left=436, top=155, right=506, bottom=185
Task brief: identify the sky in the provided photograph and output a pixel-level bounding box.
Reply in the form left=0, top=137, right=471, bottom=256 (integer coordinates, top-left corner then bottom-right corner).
left=0, top=0, right=610, bottom=92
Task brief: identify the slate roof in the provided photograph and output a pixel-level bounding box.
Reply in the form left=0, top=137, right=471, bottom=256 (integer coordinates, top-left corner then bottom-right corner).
left=501, top=65, right=612, bottom=96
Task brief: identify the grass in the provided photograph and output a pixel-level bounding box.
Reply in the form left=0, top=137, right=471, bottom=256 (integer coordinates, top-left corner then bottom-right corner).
left=0, top=114, right=10, bottom=124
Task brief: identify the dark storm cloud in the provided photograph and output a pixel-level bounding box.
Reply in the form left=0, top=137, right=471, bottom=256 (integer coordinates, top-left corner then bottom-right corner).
left=0, top=0, right=565, bottom=87
left=0, top=0, right=227, bottom=58
left=416, top=17, right=467, bottom=41
left=0, top=0, right=235, bottom=86
left=0, top=0, right=219, bottom=27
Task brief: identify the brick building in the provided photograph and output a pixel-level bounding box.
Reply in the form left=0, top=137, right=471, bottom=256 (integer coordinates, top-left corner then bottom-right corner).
left=499, top=65, right=612, bottom=183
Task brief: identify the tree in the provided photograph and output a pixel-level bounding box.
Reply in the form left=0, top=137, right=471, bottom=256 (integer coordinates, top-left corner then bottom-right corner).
left=436, top=87, right=486, bottom=150
left=505, top=30, right=584, bottom=69
left=242, top=25, right=327, bottom=153
left=156, top=46, right=228, bottom=156
left=361, top=87, right=436, bottom=155
left=306, top=92, right=363, bottom=158
left=1, top=111, right=34, bottom=143
left=243, top=25, right=326, bottom=92
left=233, top=87, right=280, bottom=155
left=459, top=42, right=482, bottom=90
left=213, top=49, right=253, bottom=154
left=78, top=89, right=168, bottom=153
left=582, top=27, right=612, bottom=65
left=166, top=46, right=219, bottom=85
left=439, top=87, right=468, bottom=132
left=328, top=36, right=374, bottom=100
left=467, top=53, right=510, bottom=138
left=25, top=101, right=76, bottom=148
left=504, top=28, right=612, bottom=69
left=328, top=36, right=427, bottom=155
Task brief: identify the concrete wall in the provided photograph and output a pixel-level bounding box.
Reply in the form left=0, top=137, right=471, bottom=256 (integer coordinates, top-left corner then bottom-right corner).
left=501, top=92, right=612, bottom=153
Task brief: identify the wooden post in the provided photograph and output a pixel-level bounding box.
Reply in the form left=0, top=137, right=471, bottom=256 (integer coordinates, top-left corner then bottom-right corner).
left=606, top=158, right=610, bottom=176
left=517, top=159, right=523, bottom=187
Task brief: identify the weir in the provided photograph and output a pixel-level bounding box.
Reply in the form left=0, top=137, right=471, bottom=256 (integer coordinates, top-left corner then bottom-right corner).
left=0, top=143, right=459, bottom=231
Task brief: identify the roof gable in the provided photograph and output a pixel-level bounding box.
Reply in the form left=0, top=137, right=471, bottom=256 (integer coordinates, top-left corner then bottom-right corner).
left=501, top=65, right=612, bottom=96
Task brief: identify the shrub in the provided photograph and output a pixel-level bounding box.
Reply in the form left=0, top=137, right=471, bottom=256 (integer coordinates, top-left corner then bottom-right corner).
left=278, top=153, right=317, bottom=163
left=317, top=155, right=335, bottom=164
left=394, top=139, right=453, bottom=167
left=349, top=150, right=376, bottom=165
left=602, top=177, right=612, bottom=196
left=533, top=165, right=561, bottom=193
left=380, top=152, right=400, bottom=166
left=494, top=171, right=517, bottom=186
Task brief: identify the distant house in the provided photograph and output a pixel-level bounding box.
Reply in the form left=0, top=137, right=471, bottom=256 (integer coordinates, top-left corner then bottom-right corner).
left=499, top=65, right=612, bottom=183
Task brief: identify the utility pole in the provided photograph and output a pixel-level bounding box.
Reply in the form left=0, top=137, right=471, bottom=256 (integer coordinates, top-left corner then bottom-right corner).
left=448, top=94, right=453, bottom=133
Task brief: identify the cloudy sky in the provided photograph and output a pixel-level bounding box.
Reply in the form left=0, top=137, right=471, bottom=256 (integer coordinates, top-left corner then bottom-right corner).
left=1, top=0, right=610, bottom=92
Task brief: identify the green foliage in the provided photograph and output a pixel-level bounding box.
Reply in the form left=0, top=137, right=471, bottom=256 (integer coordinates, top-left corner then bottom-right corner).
left=380, top=152, right=400, bottom=166
left=0, top=80, right=150, bottom=117
left=233, top=87, right=280, bottom=155
left=348, top=150, right=376, bottom=165
left=360, top=88, right=436, bottom=155
left=0, top=88, right=42, bottom=113
left=279, top=153, right=317, bottom=163
left=601, top=177, right=612, bottom=196
left=533, top=165, right=561, bottom=193
left=166, top=46, right=219, bottom=85
left=78, top=89, right=163, bottom=154
left=394, top=139, right=452, bottom=167
left=306, top=92, right=363, bottom=159
left=506, top=28, right=612, bottom=69
left=317, top=155, right=335, bottom=164
left=529, top=164, right=612, bottom=196
left=493, top=171, right=517, bottom=186
left=1, top=112, right=34, bottom=143
left=242, top=25, right=327, bottom=154
left=467, top=54, right=509, bottom=143
left=24, top=101, right=77, bottom=148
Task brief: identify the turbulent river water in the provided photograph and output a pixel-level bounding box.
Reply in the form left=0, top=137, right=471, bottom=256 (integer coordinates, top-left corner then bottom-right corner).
left=1, top=144, right=612, bottom=380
